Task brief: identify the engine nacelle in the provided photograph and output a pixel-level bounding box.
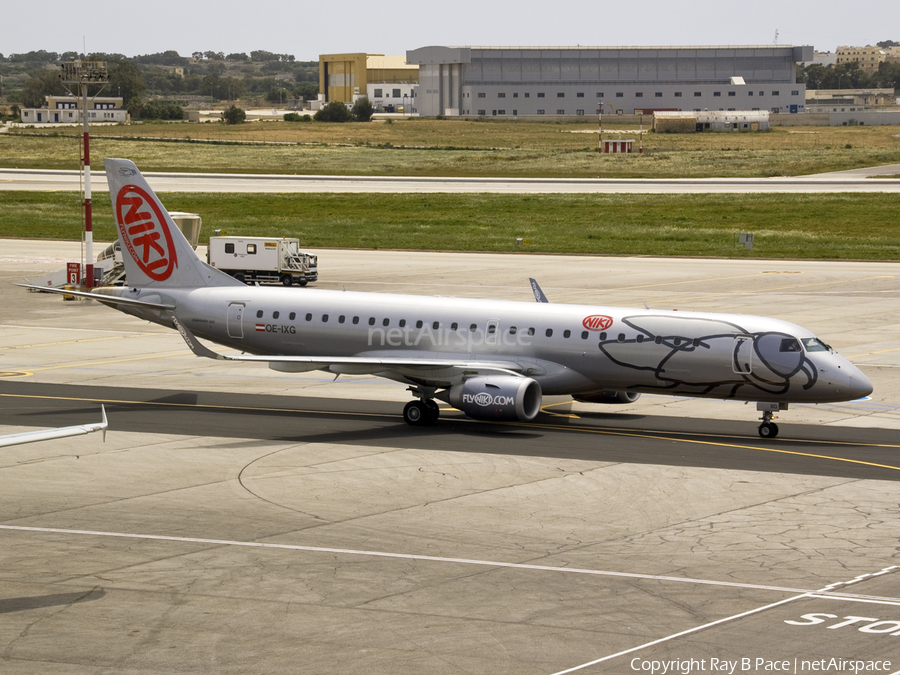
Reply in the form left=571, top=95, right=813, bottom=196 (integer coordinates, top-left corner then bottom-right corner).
left=448, top=376, right=542, bottom=422
left=573, top=391, right=641, bottom=405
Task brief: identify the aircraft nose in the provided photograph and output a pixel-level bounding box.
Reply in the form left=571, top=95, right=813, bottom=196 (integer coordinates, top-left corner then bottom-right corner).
left=848, top=368, right=874, bottom=400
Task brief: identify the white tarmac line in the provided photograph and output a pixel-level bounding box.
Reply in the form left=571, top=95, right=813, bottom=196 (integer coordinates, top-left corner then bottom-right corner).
left=3, top=525, right=900, bottom=607
left=549, top=593, right=812, bottom=675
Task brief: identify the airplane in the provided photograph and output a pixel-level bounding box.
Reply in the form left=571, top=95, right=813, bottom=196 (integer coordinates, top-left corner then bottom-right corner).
left=0, top=406, right=107, bottom=448
left=19, top=159, right=873, bottom=439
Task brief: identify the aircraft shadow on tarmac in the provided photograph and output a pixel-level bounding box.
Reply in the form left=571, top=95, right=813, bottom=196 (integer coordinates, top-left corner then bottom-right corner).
left=0, top=589, right=106, bottom=615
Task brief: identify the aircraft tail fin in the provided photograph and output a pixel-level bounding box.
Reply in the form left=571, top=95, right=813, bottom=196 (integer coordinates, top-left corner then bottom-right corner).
left=104, top=159, right=241, bottom=289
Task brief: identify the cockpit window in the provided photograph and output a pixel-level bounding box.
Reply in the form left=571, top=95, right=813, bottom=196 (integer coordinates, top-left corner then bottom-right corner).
left=780, top=338, right=801, bottom=353
left=801, top=337, right=830, bottom=352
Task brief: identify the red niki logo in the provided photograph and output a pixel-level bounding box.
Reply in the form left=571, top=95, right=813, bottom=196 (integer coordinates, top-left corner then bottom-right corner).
left=115, top=184, right=178, bottom=281
left=582, top=315, right=614, bottom=331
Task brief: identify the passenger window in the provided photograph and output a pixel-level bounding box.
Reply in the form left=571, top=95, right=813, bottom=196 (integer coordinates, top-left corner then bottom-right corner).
left=599, top=332, right=607, bottom=340
left=352, top=316, right=359, bottom=325
left=563, top=330, right=571, bottom=338
left=509, top=326, right=517, bottom=335
left=399, top=319, right=406, bottom=327
left=780, top=338, right=801, bottom=352
left=470, top=324, right=477, bottom=332
left=257, top=310, right=263, bottom=318
left=433, top=321, right=440, bottom=330
left=673, top=337, right=681, bottom=346
left=528, top=327, right=535, bottom=336
left=273, top=311, right=279, bottom=319
left=289, top=312, right=296, bottom=320
left=305, top=313, right=312, bottom=321
left=451, top=322, right=458, bottom=331
left=655, top=335, right=662, bottom=344
left=416, top=320, right=424, bottom=329
left=322, top=314, right=328, bottom=322
left=692, top=338, right=701, bottom=347
left=383, top=318, right=390, bottom=326
left=618, top=333, right=625, bottom=342
left=636, top=334, right=644, bottom=343
left=487, top=324, right=496, bottom=334
left=369, top=317, right=376, bottom=326
left=339, top=315, right=345, bottom=324
left=546, top=328, right=553, bottom=337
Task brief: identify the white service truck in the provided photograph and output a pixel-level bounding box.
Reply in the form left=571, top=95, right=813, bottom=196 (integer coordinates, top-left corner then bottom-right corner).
left=207, top=236, right=318, bottom=286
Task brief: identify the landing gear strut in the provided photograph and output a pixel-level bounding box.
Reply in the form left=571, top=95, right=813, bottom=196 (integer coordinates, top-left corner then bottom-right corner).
left=756, top=402, right=785, bottom=438
left=403, top=399, right=440, bottom=426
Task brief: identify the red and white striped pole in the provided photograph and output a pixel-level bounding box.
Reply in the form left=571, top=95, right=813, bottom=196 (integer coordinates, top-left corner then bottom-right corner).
left=82, top=83, right=93, bottom=289
left=639, top=113, right=643, bottom=154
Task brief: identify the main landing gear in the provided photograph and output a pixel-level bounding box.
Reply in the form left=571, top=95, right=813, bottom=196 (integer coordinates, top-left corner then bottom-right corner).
left=756, top=402, right=786, bottom=438
left=403, top=399, right=440, bottom=426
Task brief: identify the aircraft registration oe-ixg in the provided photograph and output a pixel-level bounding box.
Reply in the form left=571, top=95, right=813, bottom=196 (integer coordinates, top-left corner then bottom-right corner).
left=21, top=159, right=873, bottom=439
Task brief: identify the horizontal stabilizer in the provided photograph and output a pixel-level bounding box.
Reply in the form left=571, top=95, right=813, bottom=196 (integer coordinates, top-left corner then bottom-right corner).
left=0, top=406, right=107, bottom=448
left=15, top=284, right=173, bottom=310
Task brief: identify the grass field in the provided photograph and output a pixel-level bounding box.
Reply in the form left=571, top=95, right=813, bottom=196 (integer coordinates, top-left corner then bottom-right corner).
left=3, top=191, right=899, bottom=260
left=4, top=119, right=900, bottom=178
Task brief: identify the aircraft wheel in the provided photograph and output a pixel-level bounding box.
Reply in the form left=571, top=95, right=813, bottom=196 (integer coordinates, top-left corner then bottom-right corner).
left=403, top=400, right=429, bottom=426
left=281, top=274, right=293, bottom=287
left=758, top=422, right=779, bottom=439
left=424, top=399, right=440, bottom=424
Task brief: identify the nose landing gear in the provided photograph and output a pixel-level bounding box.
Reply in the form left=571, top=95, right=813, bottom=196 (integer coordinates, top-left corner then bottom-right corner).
left=756, top=401, right=787, bottom=438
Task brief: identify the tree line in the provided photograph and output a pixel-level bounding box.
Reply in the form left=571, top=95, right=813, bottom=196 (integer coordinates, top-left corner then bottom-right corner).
left=1, top=49, right=320, bottom=120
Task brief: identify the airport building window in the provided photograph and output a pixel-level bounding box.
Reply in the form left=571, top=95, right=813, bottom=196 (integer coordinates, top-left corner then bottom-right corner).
left=537, top=109, right=545, bottom=114
left=513, top=93, right=518, bottom=98
left=728, top=91, right=736, bottom=97
left=374, top=88, right=382, bottom=97
left=792, top=90, right=799, bottom=96
left=772, top=91, right=779, bottom=96
left=498, top=93, right=506, bottom=98
left=596, top=92, right=604, bottom=98
left=513, top=110, right=517, bottom=115
left=577, top=92, right=584, bottom=98
left=498, top=110, right=505, bottom=115
left=524, top=93, right=530, bottom=98
left=655, top=92, right=663, bottom=98
left=714, top=92, right=721, bottom=97
left=557, top=92, right=565, bottom=98
left=537, top=92, right=545, bottom=98
left=675, top=92, right=682, bottom=97
left=749, top=91, right=754, bottom=96
left=478, top=92, right=486, bottom=98
left=694, top=92, right=702, bottom=97
left=393, top=89, right=401, bottom=97
left=477, top=110, right=485, bottom=115
left=557, top=109, right=565, bottom=115
left=635, top=92, right=643, bottom=98
left=577, top=110, right=584, bottom=115
left=616, top=92, right=624, bottom=98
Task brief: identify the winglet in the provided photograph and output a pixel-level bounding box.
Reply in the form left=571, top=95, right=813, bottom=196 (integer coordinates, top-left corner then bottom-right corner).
left=100, top=405, right=108, bottom=443
left=529, top=278, right=550, bottom=303
left=172, top=317, right=226, bottom=360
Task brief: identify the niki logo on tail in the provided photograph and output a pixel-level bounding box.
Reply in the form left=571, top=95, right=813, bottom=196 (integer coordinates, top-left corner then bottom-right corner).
left=115, top=184, right=178, bottom=282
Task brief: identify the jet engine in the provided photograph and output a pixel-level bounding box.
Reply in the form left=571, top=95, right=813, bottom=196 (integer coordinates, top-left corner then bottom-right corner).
left=573, top=390, right=641, bottom=404
left=448, top=376, right=542, bottom=422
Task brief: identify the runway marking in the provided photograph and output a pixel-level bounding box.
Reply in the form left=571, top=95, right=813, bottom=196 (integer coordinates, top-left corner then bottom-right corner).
left=2, top=524, right=899, bottom=607
left=0, top=334, right=147, bottom=352
left=552, top=565, right=900, bottom=674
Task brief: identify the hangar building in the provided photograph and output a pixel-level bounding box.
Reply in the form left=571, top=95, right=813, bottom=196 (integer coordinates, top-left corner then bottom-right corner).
left=319, top=53, right=418, bottom=107
left=407, top=45, right=813, bottom=118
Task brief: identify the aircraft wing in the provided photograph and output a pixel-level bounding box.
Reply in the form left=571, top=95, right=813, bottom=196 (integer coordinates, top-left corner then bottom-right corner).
left=0, top=406, right=107, bottom=448
left=14, top=284, right=174, bottom=310
left=173, top=319, right=542, bottom=384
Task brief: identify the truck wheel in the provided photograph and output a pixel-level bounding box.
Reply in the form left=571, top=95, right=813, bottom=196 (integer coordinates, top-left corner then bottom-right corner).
left=281, top=274, right=293, bottom=287
left=298, top=280, right=308, bottom=287
left=234, top=273, right=245, bottom=284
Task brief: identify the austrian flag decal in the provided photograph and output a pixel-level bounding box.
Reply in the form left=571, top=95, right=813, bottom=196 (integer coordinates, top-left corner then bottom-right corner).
left=115, top=185, right=178, bottom=281
left=583, top=315, right=614, bottom=331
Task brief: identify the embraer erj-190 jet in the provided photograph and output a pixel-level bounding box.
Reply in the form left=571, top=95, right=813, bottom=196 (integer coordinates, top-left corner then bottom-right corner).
left=22, top=159, right=873, bottom=438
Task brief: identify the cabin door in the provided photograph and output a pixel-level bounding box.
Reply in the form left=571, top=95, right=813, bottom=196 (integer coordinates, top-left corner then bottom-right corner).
left=227, top=303, right=245, bottom=339
left=732, top=335, right=753, bottom=374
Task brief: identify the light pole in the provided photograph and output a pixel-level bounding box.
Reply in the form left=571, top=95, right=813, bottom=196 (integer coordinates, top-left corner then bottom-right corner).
left=403, top=93, right=408, bottom=115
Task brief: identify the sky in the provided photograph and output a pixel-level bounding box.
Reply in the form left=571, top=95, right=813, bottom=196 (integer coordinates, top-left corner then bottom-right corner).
left=2, top=0, right=897, bottom=61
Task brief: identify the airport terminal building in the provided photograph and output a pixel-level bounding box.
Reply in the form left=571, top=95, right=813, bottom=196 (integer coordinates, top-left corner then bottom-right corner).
left=407, top=45, right=813, bottom=118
